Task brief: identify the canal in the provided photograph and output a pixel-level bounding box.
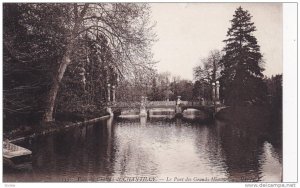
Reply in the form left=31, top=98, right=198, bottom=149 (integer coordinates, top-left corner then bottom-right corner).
left=3, top=112, right=282, bottom=182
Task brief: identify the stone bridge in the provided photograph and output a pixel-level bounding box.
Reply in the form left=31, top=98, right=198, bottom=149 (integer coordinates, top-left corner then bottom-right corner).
left=104, top=80, right=226, bottom=118
left=107, top=97, right=226, bottom=118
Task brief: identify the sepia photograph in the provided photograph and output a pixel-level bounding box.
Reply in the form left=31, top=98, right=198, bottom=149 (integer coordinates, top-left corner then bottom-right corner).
left=2, top=2, right=292, bottom=184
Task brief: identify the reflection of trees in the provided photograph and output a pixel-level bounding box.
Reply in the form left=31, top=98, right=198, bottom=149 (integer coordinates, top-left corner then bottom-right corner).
left=140, top=117, right=147, bottom=126
left=219, top=125, right=262, bottom=181
left=84, top=118, right=116, bottom=178
left=192, top=124, right=228, bottom=178
left=213, top=104, right=283, bottom=182
left=215, top=111, right=272, bottom=182
left=206, top=124, right=228, bottom=175
left=28, top=120, right=116, bottom=181
left=32, top=135, right=56, bottom=178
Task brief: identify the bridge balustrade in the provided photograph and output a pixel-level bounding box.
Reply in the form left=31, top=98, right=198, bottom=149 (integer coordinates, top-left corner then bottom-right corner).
left=112, top=100, right=219, bottom=109
left=111, top=99, right=225, bottom=117
left=112, top=101, right=141, bottom=108
left=147, top=101, right=176, bottom=106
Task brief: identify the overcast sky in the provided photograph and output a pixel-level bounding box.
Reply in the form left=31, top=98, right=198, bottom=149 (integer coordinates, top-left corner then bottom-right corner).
left=150, top=3, right=282, bottom=80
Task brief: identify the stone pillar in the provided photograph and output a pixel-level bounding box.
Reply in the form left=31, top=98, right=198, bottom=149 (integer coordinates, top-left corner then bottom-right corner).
left=212, top=82, right=216, bottom=101
left=216, top=81, right=220, bottom=101
left=112, top=85, right=116, bottom=103
left=107, top=83, right=111, bottom=102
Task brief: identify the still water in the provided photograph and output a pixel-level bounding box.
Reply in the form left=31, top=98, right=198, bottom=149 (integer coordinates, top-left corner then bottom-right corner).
left=3, top=113, right=282, bottom=182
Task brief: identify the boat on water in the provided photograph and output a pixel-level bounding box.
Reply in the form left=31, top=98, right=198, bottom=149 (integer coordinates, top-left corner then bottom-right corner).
left=3, top=141, right=32, bottom=169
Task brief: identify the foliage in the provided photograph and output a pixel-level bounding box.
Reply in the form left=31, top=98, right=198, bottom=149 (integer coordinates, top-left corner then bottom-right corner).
left=56, top=34, right=116, bottom=114
left=220, top=7, right=267, bottom=105
left=149, top=77, right=160, bottom=101
left=148, top=72, right=194, bottom=101
left=116, top=70, right=155, bottom=102
left=194, top=50, right=222, bottom=83
left=3, top=4, right=67, bottom=126
left=265, top=74, right=282, bottom=109
left=3, top=3, right=156, bottom=124
left=193, top=50, right=222, bottom=101
left=172, top=79, right=194, bottom=101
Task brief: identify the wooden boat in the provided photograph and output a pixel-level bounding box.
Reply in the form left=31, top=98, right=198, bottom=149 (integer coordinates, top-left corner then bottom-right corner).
left=3, top=141, right=32, bottom=169
left=3, top=141, right=32, bottom=159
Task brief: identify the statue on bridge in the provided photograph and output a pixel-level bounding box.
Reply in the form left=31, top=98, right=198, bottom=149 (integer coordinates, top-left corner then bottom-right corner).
left=175, top=96, right=182, bottom=117
left=201, top=98, right=205, bottom=106
left=106, top=106, right=114, bottom=116
left=140, top=96, right=147, bottom=117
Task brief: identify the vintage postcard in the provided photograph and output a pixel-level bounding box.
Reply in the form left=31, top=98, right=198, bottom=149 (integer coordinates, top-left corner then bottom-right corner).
left=2, top=2, right=297, bottom=186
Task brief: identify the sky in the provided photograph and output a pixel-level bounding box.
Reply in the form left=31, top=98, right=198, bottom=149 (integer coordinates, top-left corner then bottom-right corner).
left=150, top=3, right=283, bottom=80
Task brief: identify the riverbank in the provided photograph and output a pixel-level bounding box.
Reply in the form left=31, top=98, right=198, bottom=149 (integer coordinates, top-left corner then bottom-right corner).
left=216, top=105, right=273, bottom=123
left=4, top=114, right=111, bottom=143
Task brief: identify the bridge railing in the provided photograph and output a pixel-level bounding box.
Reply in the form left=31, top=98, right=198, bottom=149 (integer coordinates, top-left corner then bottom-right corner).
left=113, top=101, right=177, bottom=108
left=146, top=101, right=176, bottom=106
left=112, top=100, right=216, bottom=108
left=111, top=101, right=141, bottom=108
left=182, top=101, right=214, bottom=106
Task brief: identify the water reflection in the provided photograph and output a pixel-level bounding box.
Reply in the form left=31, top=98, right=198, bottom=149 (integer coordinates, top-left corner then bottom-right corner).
left=214, top=116, right=282, bottom=182
left=182, top=109, right=210, bottom=120
left=3, top=115, right=282, bottom=182
left=259, top=142, right=282, bottom=182
left=140, top=116, right=147, bottom=126
left=106, top=117, right=113, bottom=162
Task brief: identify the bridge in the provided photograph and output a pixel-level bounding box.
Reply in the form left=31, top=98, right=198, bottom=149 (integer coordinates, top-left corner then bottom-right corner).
left=103, top=81, right=226, bottom=119
left=106, top=97, right=226, bottom=119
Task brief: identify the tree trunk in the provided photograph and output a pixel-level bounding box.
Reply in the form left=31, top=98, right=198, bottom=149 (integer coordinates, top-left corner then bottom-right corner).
left=42, top=3, right=89, bottom=123
left=42, top=50, right=71, bottom=122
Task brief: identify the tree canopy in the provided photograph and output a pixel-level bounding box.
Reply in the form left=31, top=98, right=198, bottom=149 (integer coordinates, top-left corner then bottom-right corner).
left=220, top=6, right=267, bottom=105
left=193, top=50, right=222, bottom=101
left=3, top=3, right=156, bottom=123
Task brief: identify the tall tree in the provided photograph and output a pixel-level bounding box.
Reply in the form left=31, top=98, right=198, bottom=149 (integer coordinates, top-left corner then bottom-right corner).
left=194, top=50, right=222, bottom=83
left=43, top=3, right=154, bottom=122
left=220, top=6, right=267, bottom=105
left=149, top=78, right=159, bottom=101
left=193, top=50, right=222, bottom=101
left=56, top=34, right=116, bottom=115
left=4, top=3, right=155, bottom=123
left=3, top=4, right=66, bottom=127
